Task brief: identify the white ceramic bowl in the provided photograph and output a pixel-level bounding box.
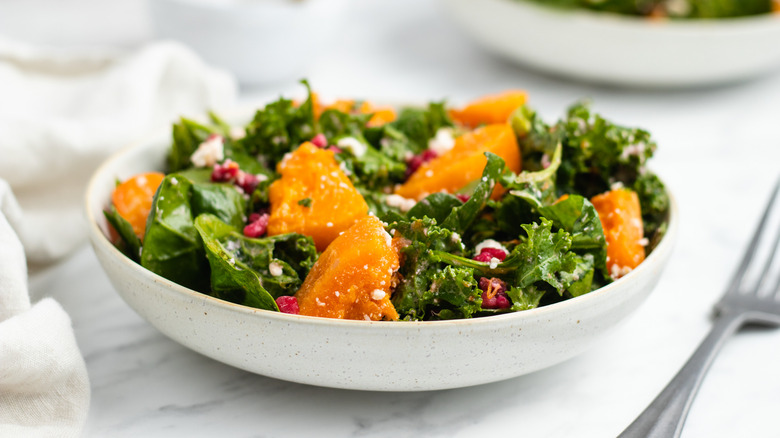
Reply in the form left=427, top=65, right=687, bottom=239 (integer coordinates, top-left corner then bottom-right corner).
left=149, top=0, right=346, bottom=85
left=443, top=0, right=780, bottom=87
left=85, top=109, right=678, bottom=391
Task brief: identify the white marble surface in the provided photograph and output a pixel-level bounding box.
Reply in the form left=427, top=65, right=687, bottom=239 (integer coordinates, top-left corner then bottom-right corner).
left=16, top=0, right=780, bottom=436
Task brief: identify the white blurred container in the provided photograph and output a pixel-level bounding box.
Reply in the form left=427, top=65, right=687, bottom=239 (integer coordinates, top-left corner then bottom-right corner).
left=149, top=0, right=346, bottom=85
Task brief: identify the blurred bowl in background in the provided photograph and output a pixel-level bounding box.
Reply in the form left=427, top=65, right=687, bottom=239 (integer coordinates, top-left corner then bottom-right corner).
left=443, top=0, right=780, bottom=87
left=149, top=0, right=346, bottom=85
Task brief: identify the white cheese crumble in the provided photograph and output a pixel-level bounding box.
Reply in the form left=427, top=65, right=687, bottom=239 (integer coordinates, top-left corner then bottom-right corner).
left=190, top=135, right=224, bottom=168
left=371, top=289, right=386, bottom=300
left=474, top=239, right=507, bottom=256
left=326, top=222, right=334, bottom=227
left=269, top=261, right=283, bottom=277
left=384, top=194, right=417, bottom=212
left=230, top=127, right=246, bottom=141
left=489, top=257, right=500, bottom=269
left=424, top=170, right=434, bottom=178
left=427, top=127, right=455, bottom=155
left=610, top=264, right=632, bottom=279
left=337, top=136, right=367, bottom=157
left=170, top=177, right=178, bottom=185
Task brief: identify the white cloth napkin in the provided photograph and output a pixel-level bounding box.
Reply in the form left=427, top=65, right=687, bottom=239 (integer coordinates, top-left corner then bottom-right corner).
left=0, top=38, right=237, bottom=437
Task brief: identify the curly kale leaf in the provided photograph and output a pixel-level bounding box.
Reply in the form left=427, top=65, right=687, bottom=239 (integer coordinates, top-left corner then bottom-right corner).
left=427, top=266, right=483, bottom=319
left=239, top=80, right=317, bottom=167
left=388, top=101, right=454, bottom=152
left=389, top=217, right=468, bottom=320
left=432, top=218, right=585, bottom=310
left=556, top=101, right=657, bottom=197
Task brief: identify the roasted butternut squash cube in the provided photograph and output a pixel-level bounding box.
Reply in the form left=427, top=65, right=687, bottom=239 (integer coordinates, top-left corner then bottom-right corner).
left=296, top=216, right=399, bottom=320
left=267, top=142, right=369, bottom=251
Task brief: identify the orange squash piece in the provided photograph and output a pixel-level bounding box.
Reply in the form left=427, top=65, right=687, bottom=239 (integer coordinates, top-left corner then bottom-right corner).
left=591, top=188, right=646, bottom=279
left=449, top=90, right=528, bottom=127
left=395, top=124, right=521, bottom=200
left=359, top=101, right=397, bottom=127
left=267, top=142, right=369, bottom=251
left=111, top=172, right=165, bottom=240
left=296, top=216, right=399, bottom=320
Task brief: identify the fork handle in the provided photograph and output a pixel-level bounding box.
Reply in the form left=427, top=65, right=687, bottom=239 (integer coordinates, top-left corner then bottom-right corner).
left=618, top=311, right=745, bottom=438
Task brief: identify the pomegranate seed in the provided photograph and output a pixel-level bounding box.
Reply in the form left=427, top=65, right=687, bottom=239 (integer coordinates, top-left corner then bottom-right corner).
left=455, top=194, right=470, bottom=203
left=405, top=149, right=438, bottom=178
left=276, top=296, right=299, bottom=314
left=236, top=172, right=259, bottom=194
left=248, top=213, right=261, bottom=223
left=311, top=133, right=328, bottom=148
left=478, top=277, right=510, bottom=309
left=473, top=247, right=508, bottom=263
left=211, top=159, right=240, bottom=182
left=327, top=146, right=343, bottom=154
left=243, top=213, right=269, bottom=238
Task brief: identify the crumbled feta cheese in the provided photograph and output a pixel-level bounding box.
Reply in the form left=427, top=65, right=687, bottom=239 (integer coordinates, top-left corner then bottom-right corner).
left=427, top=127, right=455, bottom=155
left=339, top=182, right=349, bottom=189
left=371, top=289, right=386, bottom=300
left=384, top=194, right=417, bottom=212
left=256, top=173, right=268, bottom=182
left=326, top=222, right=334, bottom=227
left=610, top=181, right=624, bottom=191
left=335, top=291, right=340, bottom=297
left=316, top=298, right=326, bottom=307
left=170, top=177, right=178, bottom=185
left=230, top=127, right=246, bottom=141
left=269, top=261, right=284, bottom=277
left=424, top=170, right=434, bottom=178
left=489, top=257, right=500, bottom=269
left=190, top=134, right=224, bottom=168
left=337, top=136, right=367, bottom=157
left=610, top=264, right=632, bottom=279
left=638, top=237, right=649, bottom=247
left=475, top=239, right=507, bottom=255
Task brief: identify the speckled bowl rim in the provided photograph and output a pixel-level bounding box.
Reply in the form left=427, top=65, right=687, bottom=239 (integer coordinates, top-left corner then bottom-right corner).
left=85, top=104, right=679, bottom=331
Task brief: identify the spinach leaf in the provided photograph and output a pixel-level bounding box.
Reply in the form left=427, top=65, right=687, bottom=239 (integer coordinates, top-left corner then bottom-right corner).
left=190, top=183, right=248, bottom=229
left=194, top=214, right=278, bottom=310
left=169, top=117, right=221, bottom=172
left=103, top=206, right=142, bottom=262
left=141, top=174, right=211, bottom=291
left=195, top=214, right=317, bottom=306
left=239, top=80, right=317, bottom=167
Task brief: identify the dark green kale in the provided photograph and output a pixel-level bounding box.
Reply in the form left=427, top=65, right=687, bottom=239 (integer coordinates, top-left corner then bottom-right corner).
left=194, top=214, right=317, bottom=308
left=239, top=80, right=318, bottom=168
left=556, top=101, right=656, bottom=198
left=433, top=218, right=587, bottom=311
left=387, top=101, right=454, bottom=152
left=389, top=217, right=469, bottom=320
left=320, top=108, right=406, bottom=190
left=297, top=198, right=312, bottom=208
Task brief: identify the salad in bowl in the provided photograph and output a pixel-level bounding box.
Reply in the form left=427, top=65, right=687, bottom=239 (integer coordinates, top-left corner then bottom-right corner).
left=103, top=82, right=670, bottom=323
